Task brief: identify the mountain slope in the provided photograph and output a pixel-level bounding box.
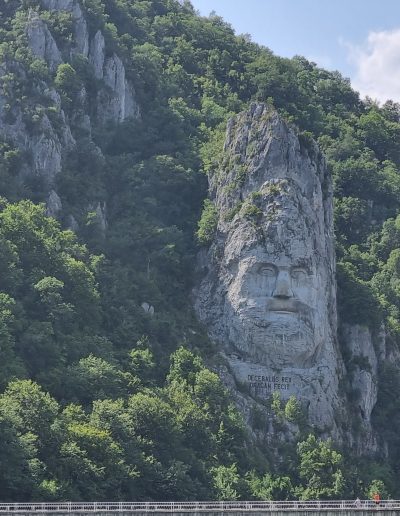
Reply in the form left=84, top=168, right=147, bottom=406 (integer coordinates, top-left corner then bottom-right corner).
left=1, top=0, right=400, bottom=500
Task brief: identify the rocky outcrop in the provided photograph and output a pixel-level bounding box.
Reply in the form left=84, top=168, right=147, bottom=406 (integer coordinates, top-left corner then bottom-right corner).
left=66, top=214, right=79, bottom=231
left=46, top=189, right=63, bottom=217
left=88, top=201, right=107, bottom=232
left=26, top=11, right=62, bottom=71
left=89, top=30, right=105, bottom=79
left=34, top=0, right=139, bottom=125
left=97, top=53, right=140, bottom=123
left=40, top=0, right=89, bottom=57
left=342, top=324, right=378, bottom=424
left=141, top=302, right=155, bottom=316
left=38, top=0, right=139, bottom=123
left=30, top=114, right=63, bottom=181
left=0, top=0, right=140, bottom=222
left=194, top=103, right=345, bottom=436
left=0, top=109, right=63, bottom=183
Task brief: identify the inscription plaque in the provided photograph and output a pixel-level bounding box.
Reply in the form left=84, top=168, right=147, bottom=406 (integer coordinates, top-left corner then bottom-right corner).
left=248, top=374, right=292, bottom=396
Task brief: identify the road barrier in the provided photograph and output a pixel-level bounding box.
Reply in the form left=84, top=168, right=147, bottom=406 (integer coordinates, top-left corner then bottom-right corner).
left=0, top=500, right=398, bottom=513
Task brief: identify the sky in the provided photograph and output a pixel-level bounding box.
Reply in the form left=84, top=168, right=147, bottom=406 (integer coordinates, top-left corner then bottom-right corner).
left=190, top=0, right=400, bottom=104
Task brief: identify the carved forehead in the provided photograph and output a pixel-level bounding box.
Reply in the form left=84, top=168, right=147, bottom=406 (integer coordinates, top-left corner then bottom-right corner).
left=224, top=241, right=314, bottom=268
left=219, top=177, right=326, bottom=270
left=224, top=219, right=316, bottom=261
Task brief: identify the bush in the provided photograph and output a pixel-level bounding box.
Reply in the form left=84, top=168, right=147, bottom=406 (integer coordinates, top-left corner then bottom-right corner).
left=197, top=199, right=218, bottom=245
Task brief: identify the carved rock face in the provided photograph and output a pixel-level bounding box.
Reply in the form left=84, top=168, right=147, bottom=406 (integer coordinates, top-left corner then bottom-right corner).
left=194, top=103, right=342, bottom=430
left=224, top=184, right=327, bottom=369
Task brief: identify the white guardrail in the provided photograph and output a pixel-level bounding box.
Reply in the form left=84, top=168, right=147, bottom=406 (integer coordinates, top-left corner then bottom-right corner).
left=0, top=501, right=399, bottom=513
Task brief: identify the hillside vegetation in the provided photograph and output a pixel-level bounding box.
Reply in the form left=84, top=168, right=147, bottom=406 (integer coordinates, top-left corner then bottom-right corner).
left=1, top=0, right=400, bottom=500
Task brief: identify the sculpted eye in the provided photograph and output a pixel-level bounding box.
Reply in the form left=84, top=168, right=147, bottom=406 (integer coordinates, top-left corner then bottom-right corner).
left=260, top=267, right=276, bottom=276
left=291, top=268, right=307, bottom=280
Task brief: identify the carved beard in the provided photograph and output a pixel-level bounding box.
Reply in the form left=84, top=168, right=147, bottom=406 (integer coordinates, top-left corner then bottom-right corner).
left=229, top=307, right=317, bottom=368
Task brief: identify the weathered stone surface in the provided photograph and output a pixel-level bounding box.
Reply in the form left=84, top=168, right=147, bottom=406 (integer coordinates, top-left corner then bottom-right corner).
left=30, top=114, right=63, bottom=182
left=66, top=214, right=79, bottom=232
left=194, top=103, right=343, bottom=432
left=59, top=110, right=76, bottom=148
left=40, top=0, right=89, bottom=57
left=26, top=12, right=62, bottom=71
left=46, top=189, right=62, bottom=217
left=124, top=80, right=139, bottom=119
left=87, top=201, right=107, bottom=232
left=97, top=54, right=140, bottom=123
left=141, top=302, right=155, bottom=315
left=89, top=30, right=105, bottom=79
left=0, top=110, right=64, bottom=183
left=0, top=74, right=72, bottom=186
left=0, top=0, right=141, bottom=233
left=0, top=98, right=74, bottom=185
left=342, top=324, right=378, bottom=421
left=73, top=13, right=89, bottom=56
left=94, top=201, right=107, bottom=232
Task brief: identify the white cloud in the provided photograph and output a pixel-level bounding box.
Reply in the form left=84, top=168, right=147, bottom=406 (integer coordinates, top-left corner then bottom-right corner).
left=345, top=29, right=400, bottom=104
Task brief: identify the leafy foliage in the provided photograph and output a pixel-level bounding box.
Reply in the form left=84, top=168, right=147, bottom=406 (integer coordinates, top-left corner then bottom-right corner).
left=2, top=0, right=400, bottom=500
left=296, top=435, right=345, bottom=500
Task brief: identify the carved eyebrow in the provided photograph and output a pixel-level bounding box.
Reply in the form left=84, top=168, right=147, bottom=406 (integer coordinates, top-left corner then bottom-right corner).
left=291, top=265, right=311, bottom=274
left=257, top=263, right=277, bottom=271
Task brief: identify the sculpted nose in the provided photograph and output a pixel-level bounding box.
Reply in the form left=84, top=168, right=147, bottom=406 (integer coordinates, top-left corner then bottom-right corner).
left=272, top=270, right=294, bottom=299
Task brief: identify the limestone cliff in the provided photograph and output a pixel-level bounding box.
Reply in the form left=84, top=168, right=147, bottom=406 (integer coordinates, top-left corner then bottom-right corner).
left=0, top=0, right=139, bottom=222
left=194, top=103, right=378, bottom=447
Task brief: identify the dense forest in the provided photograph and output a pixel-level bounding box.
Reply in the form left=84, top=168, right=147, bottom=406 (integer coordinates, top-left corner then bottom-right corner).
left=1, top=0, right=400, bottom=501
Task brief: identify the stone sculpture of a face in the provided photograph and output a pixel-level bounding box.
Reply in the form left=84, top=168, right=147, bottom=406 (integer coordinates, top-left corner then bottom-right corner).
left=194, top=104, right=339, bottom=427
left=221, top=185, right=329, bottom=369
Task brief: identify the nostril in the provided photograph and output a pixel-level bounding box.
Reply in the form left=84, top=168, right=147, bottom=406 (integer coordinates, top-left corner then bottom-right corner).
left=273, top=291, right=291, bottom=299
left=272, top=285, right=292, bottom=298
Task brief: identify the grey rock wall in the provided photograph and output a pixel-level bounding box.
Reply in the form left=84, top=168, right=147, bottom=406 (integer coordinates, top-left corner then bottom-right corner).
left=40, top=0, right=89, bottom=57
left=194, top=103, right=343, bottom=433
left=37, top=0, right=140, bottom=124
left=0, top=0, right=140, bottom=225
left=340, top=324, right=380, bottom=451
left=26, top=11, right=62, bottom=71
left=98, top=53, right=140, bottom=123
left=46, top=189, right=63, bottom=217
left=89, top=30, right=105, bottom=79
left=194, top=104, right=389, bottom=450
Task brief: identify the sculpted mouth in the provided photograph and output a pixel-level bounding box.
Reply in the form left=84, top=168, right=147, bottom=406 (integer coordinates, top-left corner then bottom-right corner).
left=239, top=299, right=311, bottom=320
left=267, top=299, right=302, bottom=313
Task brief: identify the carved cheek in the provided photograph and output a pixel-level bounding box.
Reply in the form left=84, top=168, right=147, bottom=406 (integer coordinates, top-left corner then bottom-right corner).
left=291, top=274, right=313, bottom=305
left=256, top=266, right=276, bottom=296
left=262, top=274, right=276, bottom=296
left=298, top=282, right=318, bottom=307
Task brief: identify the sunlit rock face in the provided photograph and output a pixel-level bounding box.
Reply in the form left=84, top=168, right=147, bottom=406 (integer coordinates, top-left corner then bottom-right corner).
left=194, top=103, right=343, bottom=431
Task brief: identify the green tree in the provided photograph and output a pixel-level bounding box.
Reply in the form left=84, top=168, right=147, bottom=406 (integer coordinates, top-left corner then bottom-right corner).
left=54, top=63, right=81, bottom=107
left=284, top=396, right=304, bottom=424
left=57, top=423, right=132, bottom=500
left=366, top=479, right=390, bottom=500
left=246, top=471, right=294, bottom=500
left=197, top=199, right=218, bottom=245
left=65, top=355, right=131, bottom=405
left=212, top=464, right=241, bottom=500
left=0, top=380, right=59, bottom=450
left=297, top=435, right=345, bottom=500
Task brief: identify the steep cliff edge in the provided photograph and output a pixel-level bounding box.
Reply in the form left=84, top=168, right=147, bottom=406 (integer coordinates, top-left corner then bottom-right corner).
left=194, top=104, right=380, bottom=449
left=0, top=0, right=139, bottom=222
